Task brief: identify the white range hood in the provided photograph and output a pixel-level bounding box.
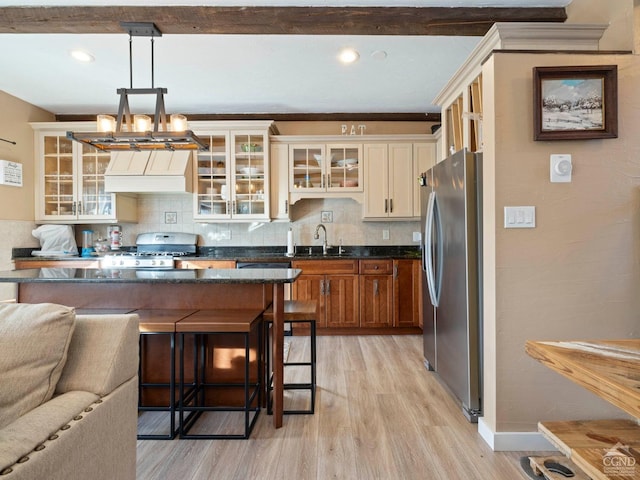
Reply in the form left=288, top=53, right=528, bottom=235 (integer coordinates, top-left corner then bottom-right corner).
left=104, top=150, right=193, bottom=193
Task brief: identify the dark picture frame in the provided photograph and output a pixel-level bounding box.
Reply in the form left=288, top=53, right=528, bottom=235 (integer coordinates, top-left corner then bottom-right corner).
left=533, top=65, right=618, bottom=140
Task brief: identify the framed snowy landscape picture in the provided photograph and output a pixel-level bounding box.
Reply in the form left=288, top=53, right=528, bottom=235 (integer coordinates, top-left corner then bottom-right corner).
left=533, top=65, right=617, bottom=140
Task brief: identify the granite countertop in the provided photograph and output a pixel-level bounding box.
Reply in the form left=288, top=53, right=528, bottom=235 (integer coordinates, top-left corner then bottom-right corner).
left=12, top=245, right=421, bottom=262
left=0, top=268, right=301, bottom=284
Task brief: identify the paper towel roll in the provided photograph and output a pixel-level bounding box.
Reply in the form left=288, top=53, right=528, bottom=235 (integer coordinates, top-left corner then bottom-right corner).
left=287, top=229, right=294, bottom=255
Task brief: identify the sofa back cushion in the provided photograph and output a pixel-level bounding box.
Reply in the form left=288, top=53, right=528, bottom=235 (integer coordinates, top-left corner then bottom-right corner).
left=0, top=303, right=75, bottom=430
left=56, top=313, right=139, bottom=396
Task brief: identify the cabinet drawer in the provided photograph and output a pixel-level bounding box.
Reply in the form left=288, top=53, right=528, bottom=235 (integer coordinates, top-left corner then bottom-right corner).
left=292, top=259, right=358, bottom=275
left=359, top=259, right=392, bottom=275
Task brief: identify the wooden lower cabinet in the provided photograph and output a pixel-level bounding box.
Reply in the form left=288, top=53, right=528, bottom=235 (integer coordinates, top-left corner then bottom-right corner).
left=393, top=259, right=421, bottom=327
left=293, top=258, right=421, bottom=332
left=325, top=275, right=360, bottom=328
left=360, top=274, right=393, bottom=327
left=291, top=259, right=359, bottom=329
left=359, top=259, right=393, bottom=328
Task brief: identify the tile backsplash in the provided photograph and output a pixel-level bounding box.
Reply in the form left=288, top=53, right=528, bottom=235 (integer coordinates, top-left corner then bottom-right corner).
left=87, top=195, right=421, bottom=248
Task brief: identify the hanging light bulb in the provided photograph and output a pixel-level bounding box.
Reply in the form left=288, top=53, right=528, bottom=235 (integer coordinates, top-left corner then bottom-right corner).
left=96, top=115, right=116, bottom=133
left=133, top=114, right=152, bottom=132
left=170, top=114, right=188, bottom=131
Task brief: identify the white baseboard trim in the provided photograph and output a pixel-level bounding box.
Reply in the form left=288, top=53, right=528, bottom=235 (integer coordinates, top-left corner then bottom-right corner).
left=478, top=418, right=557, bottom=452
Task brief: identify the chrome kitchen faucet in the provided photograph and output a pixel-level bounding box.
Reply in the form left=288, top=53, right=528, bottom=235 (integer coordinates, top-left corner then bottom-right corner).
left=314, top=224, right=331, bottom=255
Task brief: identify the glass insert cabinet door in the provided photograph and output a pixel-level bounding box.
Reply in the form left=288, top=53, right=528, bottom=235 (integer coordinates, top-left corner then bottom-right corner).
left=79, top=145, right=112, bottom=217
left=195, top=133, right=230, bottom=217
left=42, top=134, right=116, bottom=219
left=327, top=144, right=361, bottom=191
left=43, top=135, right=74, bottom=216
left=289, top=144, right=362, bottom=193
left=232, top=133, right=267, bottom=217
left=194, top=131, right=268, bottom=220
left=290, top=145, right=324, bottom=192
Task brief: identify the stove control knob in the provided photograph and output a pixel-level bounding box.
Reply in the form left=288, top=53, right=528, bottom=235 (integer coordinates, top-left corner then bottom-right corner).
left=158, top=260, right=165, bottom=266
left=135, top=259, right=140, bottom=266
left=151, top=260, right=156, bottom=266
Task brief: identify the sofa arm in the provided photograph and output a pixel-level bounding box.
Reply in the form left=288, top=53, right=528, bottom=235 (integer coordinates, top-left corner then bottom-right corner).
left=55, top=314, right=139, bottom=397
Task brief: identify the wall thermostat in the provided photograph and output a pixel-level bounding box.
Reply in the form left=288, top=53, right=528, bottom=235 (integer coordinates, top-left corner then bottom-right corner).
left=550, top=154, right=572, bottom=183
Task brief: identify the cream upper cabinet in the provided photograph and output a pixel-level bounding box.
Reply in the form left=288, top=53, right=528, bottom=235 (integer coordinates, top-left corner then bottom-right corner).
left=363, top=143, right=414, bottom=219
left=270, top=142, right=290, bottom=221
left=288, top=141, right=364, bottom=204
left=32, top=124, right=137, bottom=224
left=412, top=142, right=436, bottom=217
left=193, top=124, right=271, bottom=222
left=274, top=134, right=436, bottom=212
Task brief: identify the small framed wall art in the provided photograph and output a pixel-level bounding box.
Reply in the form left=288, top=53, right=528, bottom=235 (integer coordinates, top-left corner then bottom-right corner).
left=533, top=65, right=618, bottom=140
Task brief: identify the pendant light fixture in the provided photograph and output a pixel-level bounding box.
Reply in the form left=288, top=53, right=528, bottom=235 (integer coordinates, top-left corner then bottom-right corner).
left=68, top=22, right=207, bottom=151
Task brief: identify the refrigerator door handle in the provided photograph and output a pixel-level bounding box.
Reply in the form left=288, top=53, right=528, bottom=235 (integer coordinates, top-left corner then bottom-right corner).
left=424, top=191, right=440, bottom=307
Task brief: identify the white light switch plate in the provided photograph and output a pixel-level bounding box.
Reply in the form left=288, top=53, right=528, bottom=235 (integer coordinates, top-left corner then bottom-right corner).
left=504, top=206, right=535, bottom=228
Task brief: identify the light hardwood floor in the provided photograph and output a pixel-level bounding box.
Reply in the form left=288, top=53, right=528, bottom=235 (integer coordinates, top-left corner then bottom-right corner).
left=137, top=335, right=544, bottom=479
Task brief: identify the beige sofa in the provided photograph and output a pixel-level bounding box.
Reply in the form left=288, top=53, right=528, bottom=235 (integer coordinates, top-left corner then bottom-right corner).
left=0, top=304, right=139, bottom=480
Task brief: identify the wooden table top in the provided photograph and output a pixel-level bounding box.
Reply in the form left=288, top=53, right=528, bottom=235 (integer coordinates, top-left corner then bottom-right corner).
left=525, top=339, right=640, bottom=419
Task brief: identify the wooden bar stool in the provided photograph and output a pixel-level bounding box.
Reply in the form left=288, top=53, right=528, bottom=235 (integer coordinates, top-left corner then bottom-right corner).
left=176, top=309, right=263, bottom=440
left=263, top=300, right=317, bottom=415
left=135, top=309, right=198, bottom=440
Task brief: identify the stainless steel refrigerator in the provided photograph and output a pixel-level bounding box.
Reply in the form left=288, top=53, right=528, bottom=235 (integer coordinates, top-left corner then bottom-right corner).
left=420, top=148, right=483, bottom=422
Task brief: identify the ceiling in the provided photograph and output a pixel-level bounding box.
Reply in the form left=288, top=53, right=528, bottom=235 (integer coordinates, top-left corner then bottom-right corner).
left=0, top=1, right=572, bottom=121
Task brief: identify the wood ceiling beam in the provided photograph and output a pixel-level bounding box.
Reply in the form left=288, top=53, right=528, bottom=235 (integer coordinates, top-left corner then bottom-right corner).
left=0, top=6, right=566, bottom=35
left=57, top=112, right=442, bottom=123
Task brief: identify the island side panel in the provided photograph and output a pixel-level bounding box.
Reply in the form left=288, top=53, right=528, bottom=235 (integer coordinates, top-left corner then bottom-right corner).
left=18, top=283, right=271, bottom=310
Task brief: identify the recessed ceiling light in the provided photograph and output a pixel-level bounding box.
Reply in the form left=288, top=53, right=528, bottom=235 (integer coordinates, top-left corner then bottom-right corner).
left=371, top=50, right=387, bottom=60
left=338, top=48, right=360, bottom=65
left=70, top=49, right=94, bottom=63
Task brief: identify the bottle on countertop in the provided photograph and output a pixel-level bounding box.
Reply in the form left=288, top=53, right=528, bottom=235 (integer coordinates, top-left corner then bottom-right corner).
left=81, top=230, right=94, bottom=257
left=108, top=225, right=122, bottom=250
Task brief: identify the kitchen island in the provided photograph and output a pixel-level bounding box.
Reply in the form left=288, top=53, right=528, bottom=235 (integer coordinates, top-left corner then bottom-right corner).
left=0, top=267, right=301, bottom=429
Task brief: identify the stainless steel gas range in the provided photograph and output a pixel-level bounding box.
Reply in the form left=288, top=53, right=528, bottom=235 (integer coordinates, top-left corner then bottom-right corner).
left=100, top=232, right=197, bottom=269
